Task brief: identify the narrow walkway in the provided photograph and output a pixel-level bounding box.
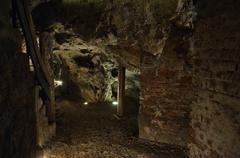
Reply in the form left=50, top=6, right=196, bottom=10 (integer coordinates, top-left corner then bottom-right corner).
left=44, top=99, right=187, bottom=158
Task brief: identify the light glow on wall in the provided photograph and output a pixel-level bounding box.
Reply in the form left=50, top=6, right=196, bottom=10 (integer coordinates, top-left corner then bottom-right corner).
left=54, top=80, right=63, bottom=87
left=112, top=101, right=118, bottom=106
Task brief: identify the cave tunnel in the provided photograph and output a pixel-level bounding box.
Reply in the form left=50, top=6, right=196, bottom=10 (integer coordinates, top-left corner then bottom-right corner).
left=1, top=0, right=240, bottom=158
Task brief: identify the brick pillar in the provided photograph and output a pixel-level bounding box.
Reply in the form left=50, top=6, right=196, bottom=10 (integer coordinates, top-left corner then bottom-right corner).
left=117, top=64, right=126, bottom=117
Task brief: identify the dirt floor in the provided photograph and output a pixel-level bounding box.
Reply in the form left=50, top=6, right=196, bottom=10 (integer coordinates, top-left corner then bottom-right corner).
left=44, top=98, right=188, bottom=158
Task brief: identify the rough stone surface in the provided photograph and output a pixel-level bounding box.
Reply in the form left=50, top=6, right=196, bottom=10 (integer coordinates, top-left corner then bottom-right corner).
left=139, top=28, right=194, bottom=147
left=44, top=99, right=187, bottom=158
left=95, top=0, right=196, bottom=147
left=0, top=36, right=36, bottom=158
left=52, top=29, right=119, bottom=102
left=97, top=0, right=177, bottom=56
left=0, top=1, right=37, bottom=157
left=51, top=27, right=140, bottom=102
left=31, top=1, right=240, bottom=157
left=32, top=0, right=185, bottom=67
left=33, top=0, right=195, bottom=147
left=96, top=0, right=196, bottom=61
left=189, top=0, right=240, bottom=157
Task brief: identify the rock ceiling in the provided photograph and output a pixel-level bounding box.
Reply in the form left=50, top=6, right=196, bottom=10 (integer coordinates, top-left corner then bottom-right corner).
left=33, top=0, right=196, bottom=69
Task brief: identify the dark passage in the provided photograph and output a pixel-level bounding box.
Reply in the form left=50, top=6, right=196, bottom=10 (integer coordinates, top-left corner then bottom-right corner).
left=45, top=98, right=187, bottom=158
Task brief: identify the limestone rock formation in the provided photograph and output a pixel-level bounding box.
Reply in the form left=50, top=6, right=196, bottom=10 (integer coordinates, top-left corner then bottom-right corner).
left=96, top=0, right=196, bottom=57
left=52, top=27, right=118, bottom=102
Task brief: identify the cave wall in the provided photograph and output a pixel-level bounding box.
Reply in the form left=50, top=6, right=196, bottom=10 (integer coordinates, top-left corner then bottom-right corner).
left=139, top=29, right=193, bottom=147
left=28, top=1, right=240, bottom=157
left=189, top=0, right=240, bottom=157
left=0, top=1, right=36, bottom=157
left=0, top=36, right=37, bottom=157
left=94, top=0, right=195, bottom=147
left=139, top=0, right=240, bottom=156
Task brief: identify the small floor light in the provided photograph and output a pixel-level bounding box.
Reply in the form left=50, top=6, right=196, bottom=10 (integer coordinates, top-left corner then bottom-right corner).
left=112, top=101, right=118, bottom=106
left=84, top=102, right=88, bottom=105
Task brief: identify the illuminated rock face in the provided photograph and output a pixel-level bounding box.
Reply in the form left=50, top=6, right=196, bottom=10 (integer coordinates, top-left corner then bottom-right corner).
left=52, top=30, right=140, bottom=103
left=52, top=32, right=118, bottom=102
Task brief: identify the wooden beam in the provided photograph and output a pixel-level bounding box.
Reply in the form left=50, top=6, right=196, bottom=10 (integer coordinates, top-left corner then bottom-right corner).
left=117, top=64, right=126, bottom=117
left=15, top=0, right=51, bottom=99
left=39, top=32, right=55, bottom=124
left=34, top=86, right=42, bottom=147
left=21, top=0, right=52, bottom=85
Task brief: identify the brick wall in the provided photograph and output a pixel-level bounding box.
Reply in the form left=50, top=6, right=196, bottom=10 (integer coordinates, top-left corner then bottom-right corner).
left=139, top=1, right=240, bottom=155
left=189, top=0, right=240, bottom=157
left=139, top=29, right=194, bottom=147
